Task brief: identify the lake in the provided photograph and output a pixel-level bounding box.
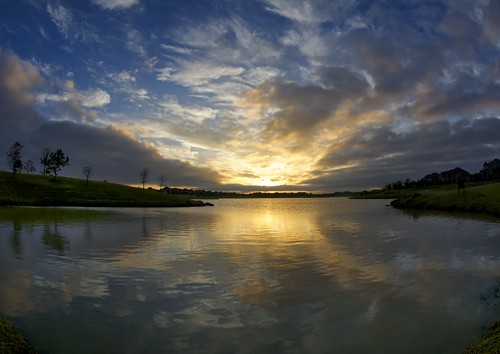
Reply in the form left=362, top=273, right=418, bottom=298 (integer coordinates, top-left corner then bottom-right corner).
left=0, top=198, right=499, bottom=353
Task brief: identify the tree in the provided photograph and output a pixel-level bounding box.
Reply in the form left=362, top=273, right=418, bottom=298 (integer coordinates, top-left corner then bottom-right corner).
left=40, top=147, right=51, bottom=175
left=82, top=166, right=93, bottom=185
left=140, top=167, right=149, bottom=189
left=47, top=149, right=70, bottom=180
left=6, top=141, right=23, bottom=177
left=23, top=160, right=36, bottom=174
left=159, top=174, right=166, bottom=189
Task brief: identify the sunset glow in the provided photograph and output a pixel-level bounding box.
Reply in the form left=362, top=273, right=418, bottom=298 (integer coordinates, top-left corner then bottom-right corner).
left=1, top=1, right=499, bottom=191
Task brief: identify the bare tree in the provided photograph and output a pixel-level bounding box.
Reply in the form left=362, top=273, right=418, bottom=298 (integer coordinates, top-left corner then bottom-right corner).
left=6, top=141, right=23, bottom=177
left=159, top=174, right=166, bottom=189
left=140, top=167, right=149, bottom=189
left=40, top=147, right=51, bottom=175
left=23, top=160, right=36, bottom=174
left=82, top=166, right=93, bottom=185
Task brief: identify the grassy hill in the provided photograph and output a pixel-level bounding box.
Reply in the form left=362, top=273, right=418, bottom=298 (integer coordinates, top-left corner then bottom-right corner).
left=352, top=180, right=500, bottom=217
left=0, top=171, right=208, bottom=207
left=462, top=321, right=500, bottom=354
left=388, top=181, right=500, bottom=217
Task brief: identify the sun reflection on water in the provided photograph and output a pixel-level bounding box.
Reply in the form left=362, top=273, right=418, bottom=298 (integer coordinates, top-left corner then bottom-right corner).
left=0, top=200, right=499, bottom=353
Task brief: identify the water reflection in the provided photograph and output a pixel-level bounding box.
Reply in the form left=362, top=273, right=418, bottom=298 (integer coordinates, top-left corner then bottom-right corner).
left=42, top=223, right=68, bottom=253
left=0, top=201, right=499, bottom=353
left=9, top=219, right=23, bottom=259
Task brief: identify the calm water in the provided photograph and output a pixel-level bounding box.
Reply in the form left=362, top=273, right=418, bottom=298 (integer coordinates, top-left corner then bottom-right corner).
left=1, top=198, right=499, bottom=353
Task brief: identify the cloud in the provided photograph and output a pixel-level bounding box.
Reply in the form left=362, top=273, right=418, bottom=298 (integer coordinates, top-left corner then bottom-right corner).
left=242, top=66, right=370, bottom=142
left=108, top=71, right=136, bottom=84
left=4, top=1, right=500, bottom=191
left=80, top=88, right=111, bottom=108
left=264, top=0, right=352, bottom=24
left=156, top=67, right=174, bottom=82
left=309, top=117, right=500, bottom=190
left=0, top=51, right=45, bottom=141
left=170, top=17, right=280, bottom=67
left=132, top=88, right=149, bottom=101
left=47, top=3, right=72, bottom=38
left=46, top=3, right=100, bottom=44
left=0, top=51, right=221, bottom=188
left=161, top=62, right=245, bottom=87
left=92, top=0, right=139, bottom=10
left=36, top=84, right=110, bottom=121
left=160, top=44, right=194, bottom=56
left=30, top=121, right=222, bottom=186
left=126, top=28, right=146, bottom=56
left=106, top=71, right=149, bottom=103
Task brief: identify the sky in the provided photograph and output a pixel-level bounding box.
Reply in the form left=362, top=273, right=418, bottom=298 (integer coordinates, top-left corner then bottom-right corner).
left=1, top=0, right=499, bottom=192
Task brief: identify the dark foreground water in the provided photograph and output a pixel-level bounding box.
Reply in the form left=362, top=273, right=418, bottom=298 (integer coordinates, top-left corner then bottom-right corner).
left=0, top=198, right=499, bottom=353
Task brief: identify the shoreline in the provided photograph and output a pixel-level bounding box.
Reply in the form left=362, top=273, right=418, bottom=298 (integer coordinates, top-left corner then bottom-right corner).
left=390, top=192, right=500, bottom=218
left=378, top=181, right=500, bottom=218
left=0, top=316, right=36, bottom=353
left=0, top=198, right=213, bottom=208
left=0, top=171, right=212, bottom=208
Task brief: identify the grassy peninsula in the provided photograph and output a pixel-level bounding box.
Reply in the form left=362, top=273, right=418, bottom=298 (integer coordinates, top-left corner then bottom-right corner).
left=389, top=181, right=500, bottom=217
left=0, top=317, right=36, bottom=354
left=462, top=321, right=500, bottom=354
left=0, top=171, right=209, bottom=207
left=354, top=181, right=500, bottom=217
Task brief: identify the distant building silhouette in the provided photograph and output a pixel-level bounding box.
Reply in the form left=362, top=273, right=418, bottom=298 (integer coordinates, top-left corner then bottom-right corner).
left=439, top=167, right=472, bottom=184
left=386, top=157, right=500, bottom=191
left=420, top=168, right=471, bottom=185
left=480, top=159, right=500, bottom=180
left=421, top=172, right=440, bottom=185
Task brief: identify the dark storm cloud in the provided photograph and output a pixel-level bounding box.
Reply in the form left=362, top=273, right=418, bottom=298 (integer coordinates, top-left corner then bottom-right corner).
left=0, top=50, right=45, bottom=142
left=310, top=117, right=500, bottom=190
left=410, top=70, right=500, bottom=120
left=30, top=121, right=222, bottom=186
left=0, top=51, right=221, bottom=187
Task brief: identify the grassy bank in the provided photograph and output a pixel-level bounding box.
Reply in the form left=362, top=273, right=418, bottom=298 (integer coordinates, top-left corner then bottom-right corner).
left=462, top=321, right=500, bottom=354
left=387, top=182, right=500, bottom=353
left=0, top=316, right=36, bottom=354
left=0, top=171, right=208, bottom=207
left=367, top=181, right=500, bottom=217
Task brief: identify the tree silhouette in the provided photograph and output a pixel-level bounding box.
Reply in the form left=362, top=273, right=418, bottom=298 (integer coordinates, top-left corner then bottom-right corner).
left=47, top=149, right=70, bottom=180
left=6, top=141, right=23, bottom=177
left=159, top=174, right=166, bottom=189
left=140, top=167, right=149, bottom=189
left=23, top=160, right=36, bottom=174
left=40, top=147, right=51, bottom=175
left=82, top=166, right=93, bottom=185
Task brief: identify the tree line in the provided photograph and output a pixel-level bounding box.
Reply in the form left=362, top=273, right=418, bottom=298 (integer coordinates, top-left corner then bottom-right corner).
left=6, top=141, right=71, bottom=180
left=6, top=141, right=161, bottom=189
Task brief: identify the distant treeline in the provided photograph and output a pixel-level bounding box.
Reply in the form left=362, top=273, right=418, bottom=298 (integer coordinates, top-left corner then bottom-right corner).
left=161, top=187, right=354, bottom=198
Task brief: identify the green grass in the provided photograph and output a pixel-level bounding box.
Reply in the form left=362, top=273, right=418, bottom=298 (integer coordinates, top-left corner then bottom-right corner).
left=462, top=321, right=500, bottom=354
left=0, top=317, right=36, bottom=354
left=0, top=171, right=206, bottom=207
left=371, top=181, right=500, bottom=217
